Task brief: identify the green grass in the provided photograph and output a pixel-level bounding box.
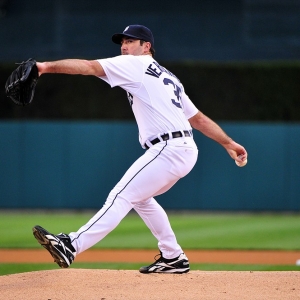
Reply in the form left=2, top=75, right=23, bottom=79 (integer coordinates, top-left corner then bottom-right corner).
left=1, top=211, right=300, bottom=275
left=1, top=211, right=299, bottom=250
left=1, top=263, right=299, bottom=276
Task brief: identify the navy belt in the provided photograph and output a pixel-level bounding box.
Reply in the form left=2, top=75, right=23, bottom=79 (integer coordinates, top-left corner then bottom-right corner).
left=145, top=130, right=192, bottom=149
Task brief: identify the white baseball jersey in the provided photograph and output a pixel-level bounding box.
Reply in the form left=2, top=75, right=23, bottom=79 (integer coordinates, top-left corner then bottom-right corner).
left=98, top=55, right=198, bottom=146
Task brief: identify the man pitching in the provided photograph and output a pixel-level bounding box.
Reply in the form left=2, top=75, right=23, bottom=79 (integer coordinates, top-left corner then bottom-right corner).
left=32, top=24, right=247, bottom=274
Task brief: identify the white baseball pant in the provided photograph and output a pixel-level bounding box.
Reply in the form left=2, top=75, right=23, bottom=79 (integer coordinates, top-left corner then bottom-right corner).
left=69, top=136, right=198, bottom=259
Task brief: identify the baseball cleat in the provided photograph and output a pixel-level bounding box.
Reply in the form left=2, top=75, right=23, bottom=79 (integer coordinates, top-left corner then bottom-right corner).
left=32, top=225, right=76, bottom=268
left=139, top=252, right=190, bottom=274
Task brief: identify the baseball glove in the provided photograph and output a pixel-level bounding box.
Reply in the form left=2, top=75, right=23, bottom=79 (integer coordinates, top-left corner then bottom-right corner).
left=5, top=58, right=39, bottom=106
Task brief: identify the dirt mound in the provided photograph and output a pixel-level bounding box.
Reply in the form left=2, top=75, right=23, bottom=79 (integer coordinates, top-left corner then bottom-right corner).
left=1, top=269, right=299, bottom=300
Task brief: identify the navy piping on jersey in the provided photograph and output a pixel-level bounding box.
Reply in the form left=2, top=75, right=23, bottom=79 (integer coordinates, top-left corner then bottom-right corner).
left=71, top=141, right=168, bottom=243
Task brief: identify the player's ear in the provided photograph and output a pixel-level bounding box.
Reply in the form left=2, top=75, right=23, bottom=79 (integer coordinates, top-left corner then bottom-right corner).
left=144, top=42, right=151, bottom=52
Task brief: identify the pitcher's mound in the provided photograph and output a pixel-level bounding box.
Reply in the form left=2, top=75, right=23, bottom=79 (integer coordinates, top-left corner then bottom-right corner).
left=1, top=269, right=299, bottom=299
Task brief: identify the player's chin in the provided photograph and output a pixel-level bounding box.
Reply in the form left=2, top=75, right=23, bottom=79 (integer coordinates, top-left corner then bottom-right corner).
left=121, top=52, right=129, bottom=55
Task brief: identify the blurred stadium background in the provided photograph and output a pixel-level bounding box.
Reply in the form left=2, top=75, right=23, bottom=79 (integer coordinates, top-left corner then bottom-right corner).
left=0, top=0, right=300, bottom=212
left=1, top=0, right=299, bottom=61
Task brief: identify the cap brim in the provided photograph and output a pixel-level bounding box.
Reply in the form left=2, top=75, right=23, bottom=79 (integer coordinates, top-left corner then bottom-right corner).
left=112, top=33, right=140, bottom=44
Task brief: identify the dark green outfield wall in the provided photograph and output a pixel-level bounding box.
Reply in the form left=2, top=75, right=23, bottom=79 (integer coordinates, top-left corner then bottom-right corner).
left=1, top=62, right=300, bottom=122
left=0, top=121, right=299, bottom=211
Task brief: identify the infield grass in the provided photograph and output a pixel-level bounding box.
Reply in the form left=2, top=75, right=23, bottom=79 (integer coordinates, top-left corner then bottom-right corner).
left=1, top=263, right=300, bottom=276
left=0, top=211, right=299, bottom=250
left=1, top=211, right=300, bottom=275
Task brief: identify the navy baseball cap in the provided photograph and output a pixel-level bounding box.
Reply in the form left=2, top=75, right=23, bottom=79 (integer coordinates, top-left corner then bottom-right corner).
left=112, top=25, right=154, bottom=47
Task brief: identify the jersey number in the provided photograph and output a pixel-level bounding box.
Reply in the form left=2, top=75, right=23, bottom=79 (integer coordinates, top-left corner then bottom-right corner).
left=163, top=78, right=182, bottom=109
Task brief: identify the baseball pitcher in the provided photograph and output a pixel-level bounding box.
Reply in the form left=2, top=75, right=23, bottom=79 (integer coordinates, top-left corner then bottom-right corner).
left=7, top=25, right=247, bottom=273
